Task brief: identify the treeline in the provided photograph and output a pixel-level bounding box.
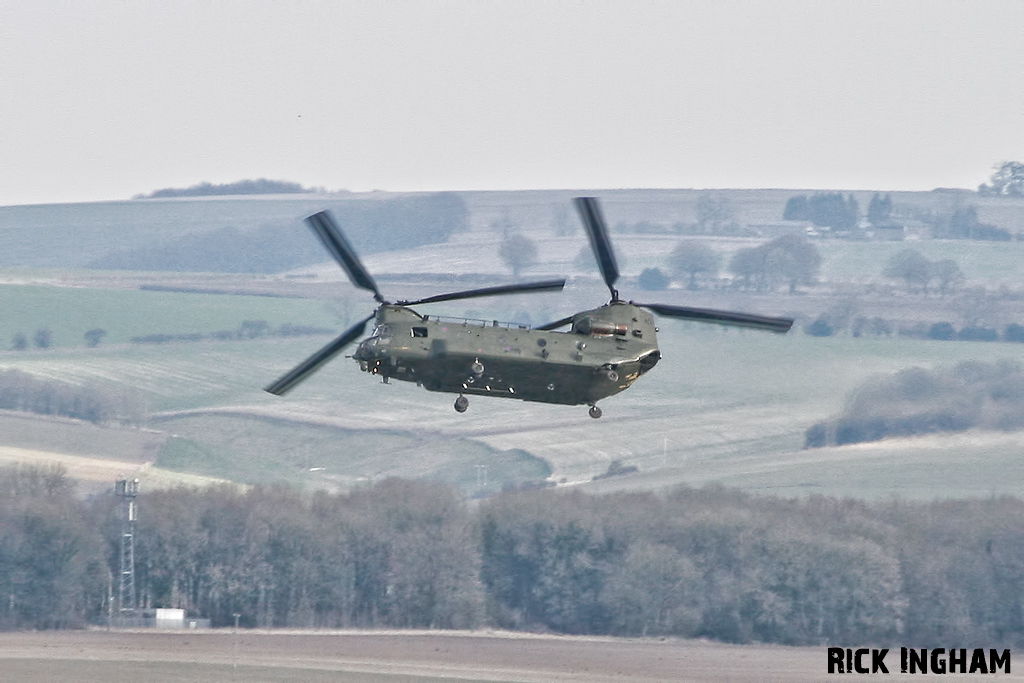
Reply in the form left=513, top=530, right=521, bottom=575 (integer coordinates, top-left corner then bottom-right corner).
left=130, top=320, right=335, bottom=345
left=806, top=360, right=1024, bottom=447
left=4, top=465, right=1024, bottom=647
left=0, top=369, right=144, bottom=425
left=90, top=193, right=468, bottom=273
left=978, top=161, right=1024, bottom=197
left=783, top=190, right=1017, bottom=241
left=783, top=192, right=862, bottom=232
left=0, top=466, right=107, bottom=630
left=134, top=178, right=321, bottom=199
left=634, top=235, right=822, bottom=294
left=805, top=315, right=1024, bottom=344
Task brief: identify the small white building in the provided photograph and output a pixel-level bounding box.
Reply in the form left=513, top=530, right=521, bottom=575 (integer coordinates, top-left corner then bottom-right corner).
left=152, top=608, right=186, bottom=628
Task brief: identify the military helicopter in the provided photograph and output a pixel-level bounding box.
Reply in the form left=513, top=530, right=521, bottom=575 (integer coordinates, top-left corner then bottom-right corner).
left=265, top=197, right=794, bottom=418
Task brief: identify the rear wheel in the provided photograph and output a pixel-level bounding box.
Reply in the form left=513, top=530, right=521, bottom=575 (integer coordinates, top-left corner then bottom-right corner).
left=588, top=405, right=602, bottom=419
left=454, top=396, right=469, bottom=413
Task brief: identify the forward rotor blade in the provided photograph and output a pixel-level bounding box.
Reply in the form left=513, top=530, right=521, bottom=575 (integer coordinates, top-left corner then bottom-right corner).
left=264, top=313, right=375, bottom=396
left=306, top=211, right=384, bottom=303
left=535, top=315, right=575, bottom=331
left=573, top=197, right=619, bottom=298
left=400, top=279, right=566, bottom=306
left=637, top=303, right=794, bottom=334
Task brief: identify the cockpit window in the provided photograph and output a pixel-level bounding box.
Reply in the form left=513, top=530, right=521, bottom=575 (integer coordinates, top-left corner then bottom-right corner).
left=412, top=326, right=428, bottom=338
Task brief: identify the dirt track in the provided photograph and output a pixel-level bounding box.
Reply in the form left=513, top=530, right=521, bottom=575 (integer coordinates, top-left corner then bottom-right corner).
left=2, top=629, right=1016, bottom=682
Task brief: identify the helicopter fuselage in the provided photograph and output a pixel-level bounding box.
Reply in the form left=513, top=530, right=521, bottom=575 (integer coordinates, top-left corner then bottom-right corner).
left=353, top=301, right=661, bottom=407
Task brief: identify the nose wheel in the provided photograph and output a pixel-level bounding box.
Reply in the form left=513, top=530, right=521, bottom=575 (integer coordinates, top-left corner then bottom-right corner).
left=454, top=395, right=469, bottom=413
left=588, top=404, right=602, bottom=419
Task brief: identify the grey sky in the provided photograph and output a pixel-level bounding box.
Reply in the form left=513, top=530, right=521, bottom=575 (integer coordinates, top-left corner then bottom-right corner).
left=1, top=1, right=1022, bottom=206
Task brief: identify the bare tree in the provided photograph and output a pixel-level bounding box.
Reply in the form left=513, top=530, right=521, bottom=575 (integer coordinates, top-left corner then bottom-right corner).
left=978, top=161, right=1024, bottom=197
left=729, top=235, right=821, bottom=293
left=33, top=328, right=53, bottom=349
left=695, top=194, right=736, bottom=234
left=932, top=259, right=965, bottom=296
left=882, top=249, right=933, bottom=293
left=84, top=328, right=107, bottom=348
left=499, top=233, right=538, bottom=278
left=668, top=241, right=721, bottom=289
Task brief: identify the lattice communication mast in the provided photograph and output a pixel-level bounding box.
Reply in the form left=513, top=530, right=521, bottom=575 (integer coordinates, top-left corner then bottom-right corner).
left=115, top=478, right=139, bottom=616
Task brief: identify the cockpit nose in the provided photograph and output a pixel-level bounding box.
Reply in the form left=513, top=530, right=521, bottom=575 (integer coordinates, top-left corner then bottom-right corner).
left=353, top=324, right=392, bottom=363
left=353, top=340, right=371, bottom=361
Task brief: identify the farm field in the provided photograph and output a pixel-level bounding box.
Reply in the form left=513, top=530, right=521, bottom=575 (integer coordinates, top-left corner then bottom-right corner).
left=3, top=188, right=1022, bottom=278
left=2, top=314, right=1023, bottom=499
left=308, top=222, right=1024, bottom=289
left=0, top=629, right=936, bottom=683
left=0, top=189, right=1023, bottom=500
left=0, top=282, right=338, bottom=349
left=0, top=194, right=365, bottom=268
left=152, top=413, right=549, bottom=492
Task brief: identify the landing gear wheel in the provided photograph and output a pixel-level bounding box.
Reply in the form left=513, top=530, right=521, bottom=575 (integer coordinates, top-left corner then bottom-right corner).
left=588, top=405, right=603, bottom=419
left=454, top=396, right=469, bottom=413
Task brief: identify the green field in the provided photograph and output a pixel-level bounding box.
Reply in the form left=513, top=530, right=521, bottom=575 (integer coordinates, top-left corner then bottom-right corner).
left=0, top=283, right=337, bottom=349
left=153, top=413, right=551, bottom=493
left=817, top=238, right=1024, bottom=283
left=0, top=196, right=330, bottom=267
left=1, top=189, right=1023, bottom=500
left=3, top=310, right=1023, bottom=500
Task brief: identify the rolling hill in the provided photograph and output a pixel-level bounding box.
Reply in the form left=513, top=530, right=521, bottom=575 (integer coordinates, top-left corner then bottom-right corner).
left=1, top=188, right=1023, bottom=500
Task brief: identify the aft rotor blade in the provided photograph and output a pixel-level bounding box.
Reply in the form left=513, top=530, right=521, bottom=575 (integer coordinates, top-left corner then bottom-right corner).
left=535, top=314, right=575, bottom=331
left=574, top=197, right=619, bottom=299
left=264, top=313, right=375, bottom=396
left=638, top=303, right=794, bottom=334
left=306, top=211, right=384, bottom=303
left=400, top=279, right=566, bottom=306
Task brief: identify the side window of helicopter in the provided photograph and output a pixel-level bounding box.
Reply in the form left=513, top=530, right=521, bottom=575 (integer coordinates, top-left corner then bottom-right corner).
left=411, top=326, right=428, bottom=338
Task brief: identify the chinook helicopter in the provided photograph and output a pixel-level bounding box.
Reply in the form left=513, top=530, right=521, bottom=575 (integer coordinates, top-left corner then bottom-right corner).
left=265, top=197, right=794, bottom=418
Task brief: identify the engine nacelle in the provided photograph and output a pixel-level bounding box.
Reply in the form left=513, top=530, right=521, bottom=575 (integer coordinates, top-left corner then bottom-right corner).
left=574, top=316, right=628, bottom=337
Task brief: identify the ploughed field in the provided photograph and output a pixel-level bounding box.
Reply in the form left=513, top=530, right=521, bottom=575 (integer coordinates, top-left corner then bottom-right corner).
left=2, top=315, right=1024, bottom=499
left=0, top=629, right=910, bottom=683
left=2, top=186, right=1024, bottom=498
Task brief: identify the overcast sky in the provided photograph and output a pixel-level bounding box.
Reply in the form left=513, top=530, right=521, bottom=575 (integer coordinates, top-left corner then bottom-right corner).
left=1, top=1, right=1022, bottom=206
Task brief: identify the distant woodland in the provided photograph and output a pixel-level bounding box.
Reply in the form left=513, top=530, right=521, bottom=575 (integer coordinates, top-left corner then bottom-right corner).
left=0, top=370, right=144, bottom=425
left=806, top=360, right=1024, bottom=447
left=2, top=464, right=1022, bottom=648
left=90, top=193, right=469, bottom=272
left=133, top=178, right=321, bottom=198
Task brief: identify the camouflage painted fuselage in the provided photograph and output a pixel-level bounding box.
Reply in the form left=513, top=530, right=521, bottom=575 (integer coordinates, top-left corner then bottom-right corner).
left=352, top=301, right=661, bottom=406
